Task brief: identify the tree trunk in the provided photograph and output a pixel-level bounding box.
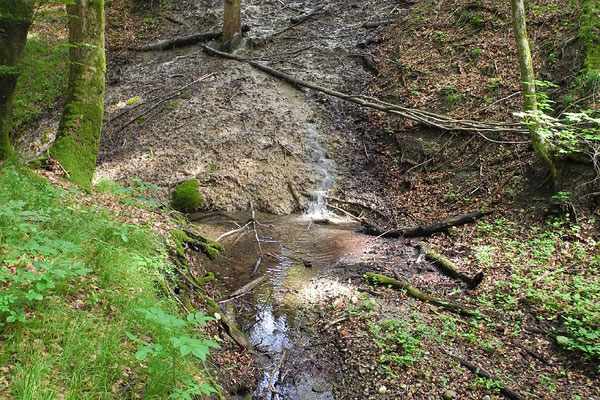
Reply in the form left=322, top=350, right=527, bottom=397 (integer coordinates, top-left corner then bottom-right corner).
left=0, top=0, right=34, bottom=160
left=222, top=0, right=241, bottom=51
left=510, top=0, right=560, bottom=181
left=50, top=0, right=105, bottom=191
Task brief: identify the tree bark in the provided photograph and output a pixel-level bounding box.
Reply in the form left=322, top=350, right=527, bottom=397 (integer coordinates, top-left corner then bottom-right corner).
left=0, top=0, right=34, bottom=160
left=510, top=0, right=560, bottom=181
left=223, top=0, right=241, bottom=51
left=49, top=0, right=105, bottom=190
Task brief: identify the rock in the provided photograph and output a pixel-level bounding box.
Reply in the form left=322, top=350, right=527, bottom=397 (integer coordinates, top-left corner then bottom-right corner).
left=482, top=396, right=490, bottom=400
left=444, top=390, right=457, bottom=399
left=171, top=179, right=204, bottom=213
left=556, top=335, right=570, bottom=346
left=312, top=383, right=328, bottom=393
left=378, top=385, right=387, bottom=394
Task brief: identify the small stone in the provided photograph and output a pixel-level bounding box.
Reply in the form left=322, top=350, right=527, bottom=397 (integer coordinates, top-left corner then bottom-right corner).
left=378, top=386, right=387, bottom=394
left=556, top=335, right=569, bottom=346
left=482, top=396, right=491, bottom=400
left=351, top=295, right=359, bottom=304
left=444, top=390, right=457, bottom=399
left=312, top=383, right=327, bottom=393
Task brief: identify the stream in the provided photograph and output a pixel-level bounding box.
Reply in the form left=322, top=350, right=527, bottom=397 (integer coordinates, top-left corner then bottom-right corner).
left=192, top=126, right=370, bottom=398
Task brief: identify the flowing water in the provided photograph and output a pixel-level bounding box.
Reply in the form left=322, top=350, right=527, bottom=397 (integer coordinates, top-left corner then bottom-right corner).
left=191, top=121, right=369, bottom=398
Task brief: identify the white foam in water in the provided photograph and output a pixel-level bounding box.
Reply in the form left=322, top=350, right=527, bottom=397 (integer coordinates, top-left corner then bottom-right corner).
left=302, top=122, right=336, bottom=220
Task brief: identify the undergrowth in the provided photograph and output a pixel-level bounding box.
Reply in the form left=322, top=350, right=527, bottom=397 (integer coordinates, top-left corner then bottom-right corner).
left=0, top=165, right=218, bottom=399
left=474, top=216, right=600, bottom=361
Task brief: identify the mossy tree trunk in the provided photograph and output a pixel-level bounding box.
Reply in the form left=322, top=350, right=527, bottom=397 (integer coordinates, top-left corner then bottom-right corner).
left=0, top=0, right=34, bottom=160
left=50, top=0, right=105, bottom=190
left=510, top=0, right=560, bottom=182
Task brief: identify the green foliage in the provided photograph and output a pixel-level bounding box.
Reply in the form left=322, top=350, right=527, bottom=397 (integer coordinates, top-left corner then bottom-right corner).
left=369, top=315, right=433, bottom=377
left=172, top=179, right=204, bottom=213
left=126, top=95, right=140, bottom=106
left=0, top=166, right=216, bottom=398
left=96, top=178, right=163, bottom=209
left=12, top=38, right=69, bottom=130
left=129, top=308, right=219, bottom=397
left=475, top=218, right=600, bottom=360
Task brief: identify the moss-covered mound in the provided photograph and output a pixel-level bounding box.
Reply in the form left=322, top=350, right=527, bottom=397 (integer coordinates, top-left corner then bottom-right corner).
left=172, top=179, right=204, bottom=213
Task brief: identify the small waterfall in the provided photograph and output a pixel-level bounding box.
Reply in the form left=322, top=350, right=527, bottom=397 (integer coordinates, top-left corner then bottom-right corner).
left=303, top=122, right=336, bottom=220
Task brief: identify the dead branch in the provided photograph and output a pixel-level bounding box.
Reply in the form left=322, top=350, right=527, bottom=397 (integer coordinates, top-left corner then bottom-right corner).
left=222, top=275, right=267, bottom=302
left=129, top=25, right=250, bottom=51
left=216, top=220, right=252, bottom=241
left=360, top=210, right=490, bottom=238
left=267, top=349, right=287, bottom=399
left=203, top=45, right=527, bottom=134
left=251, top=257, right=263, bottom=276
left=449, top=354, right=526, bottom=400
left=364, top=272, right=484, bottom=318
left=114, top=74, right=214, bottom=133
left=290, top=5, right=325, bottom=24
left=362, top=19, right=396, bottom=28
left=418, top=242, right=484, bottom=289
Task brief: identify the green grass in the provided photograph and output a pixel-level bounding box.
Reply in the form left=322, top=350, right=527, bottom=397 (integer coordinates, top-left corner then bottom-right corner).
left=0, top=165, right=216, bottom=398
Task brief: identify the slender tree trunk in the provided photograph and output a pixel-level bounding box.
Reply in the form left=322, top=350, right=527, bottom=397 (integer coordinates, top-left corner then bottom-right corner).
left=50, top=0, right=105, bottom=190
left=223, top=0, right=241, bottom=51
left=0, top=0, right=34, bottom=160
left=510, top=0, right=560, bottom=181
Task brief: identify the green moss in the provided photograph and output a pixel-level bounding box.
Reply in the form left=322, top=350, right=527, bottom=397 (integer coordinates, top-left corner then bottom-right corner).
left=195, top=272, right=215, bottom=286
left=49, top=0, right=105, bottom=192
left=171, top=179, right=204, bottom=213
left=170, top=229, right=190, bottom=259
left=198, top=239, right=222, bottom=260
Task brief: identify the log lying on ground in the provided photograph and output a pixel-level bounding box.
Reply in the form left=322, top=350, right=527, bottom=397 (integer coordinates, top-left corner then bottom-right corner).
left=450, top=354, right=526, bottom=400
left=361, top=210, right=491, bottom=238
left=205, top=296, right=251, bottom=350
left=290, top=4, right=326, bottom=24
left=202, top=45, right=527, bottom=134
left=365, top=272, right=484, bottom=318
left=130, top=25, right=250, bottom=51
left=418, top=242, right=484, bottom=289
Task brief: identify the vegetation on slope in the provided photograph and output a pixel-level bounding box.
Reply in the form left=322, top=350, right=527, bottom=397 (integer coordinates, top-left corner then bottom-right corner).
left=0, top=165, right=218, bottom=399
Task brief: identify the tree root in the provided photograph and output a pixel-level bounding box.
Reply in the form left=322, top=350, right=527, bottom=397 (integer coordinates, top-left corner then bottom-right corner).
left=360, top=210, right=491, bottom=238
left=418, top=242, right=484, bottom=289
left=364, top=272, right=485, bottom=318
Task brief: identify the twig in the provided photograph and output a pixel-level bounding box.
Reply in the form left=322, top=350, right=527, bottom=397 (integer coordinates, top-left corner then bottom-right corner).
left=267, top=349, right=287, bottom=399
left=216, top=220, right=252, bottom=241
left=114, top=73, right=215, bottom=133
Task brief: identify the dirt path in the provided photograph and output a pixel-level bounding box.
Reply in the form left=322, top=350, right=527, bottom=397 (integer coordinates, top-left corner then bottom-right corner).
left=97, top=0, right=402, bottom=213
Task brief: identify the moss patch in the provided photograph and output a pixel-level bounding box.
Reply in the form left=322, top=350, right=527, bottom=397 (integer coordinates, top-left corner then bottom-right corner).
left=172, top=179, right=204, bottom=213
left=170, top=228, right=190, bottom=260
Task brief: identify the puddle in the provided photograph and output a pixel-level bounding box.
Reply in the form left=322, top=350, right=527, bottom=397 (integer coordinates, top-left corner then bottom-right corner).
left=192, top=211, right=367, bottom=398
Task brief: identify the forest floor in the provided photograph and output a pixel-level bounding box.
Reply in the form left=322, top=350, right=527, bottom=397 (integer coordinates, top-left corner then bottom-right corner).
left=8, top=0, right=600, bottom=399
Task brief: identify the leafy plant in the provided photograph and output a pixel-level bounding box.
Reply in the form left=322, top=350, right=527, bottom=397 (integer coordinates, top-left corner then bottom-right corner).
left=130, top=308, right=220, bottom=397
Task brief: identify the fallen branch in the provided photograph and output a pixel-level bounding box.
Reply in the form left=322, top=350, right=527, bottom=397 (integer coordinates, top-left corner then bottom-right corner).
left=362, top=19, right=395, bottom=28
left=115, top=74, right=214, bottom=133
left=216, top=220, right=252, bottom=242
left=449, top=354, right=526, bottom=400
left=202, top=45, right=527, bottom=134
left=266, top=349, right=287, bottom=399
left=222, top=275, right=268, bottom=301
left=364, top=272, right=484, bottom=318
left=129, top=25, right=250, bottom=51
left=361, top=210, right=490, bottom=238
left=251, top=257, right=262, bottom=276
left=418, top=242, right=484, bottom=289
left=290, top=5, right=325, bottom=24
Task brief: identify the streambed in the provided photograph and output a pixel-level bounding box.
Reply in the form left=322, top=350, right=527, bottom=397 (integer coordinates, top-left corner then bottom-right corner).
left=192, top=211, right=370, bottom=399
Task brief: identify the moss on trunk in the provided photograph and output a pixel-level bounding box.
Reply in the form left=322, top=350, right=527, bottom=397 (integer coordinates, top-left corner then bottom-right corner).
left=510, top=0, right=561, bottom=182
left=0, top=0, right=34, bottom=160
left=49, top=0, right=105, bottom=191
